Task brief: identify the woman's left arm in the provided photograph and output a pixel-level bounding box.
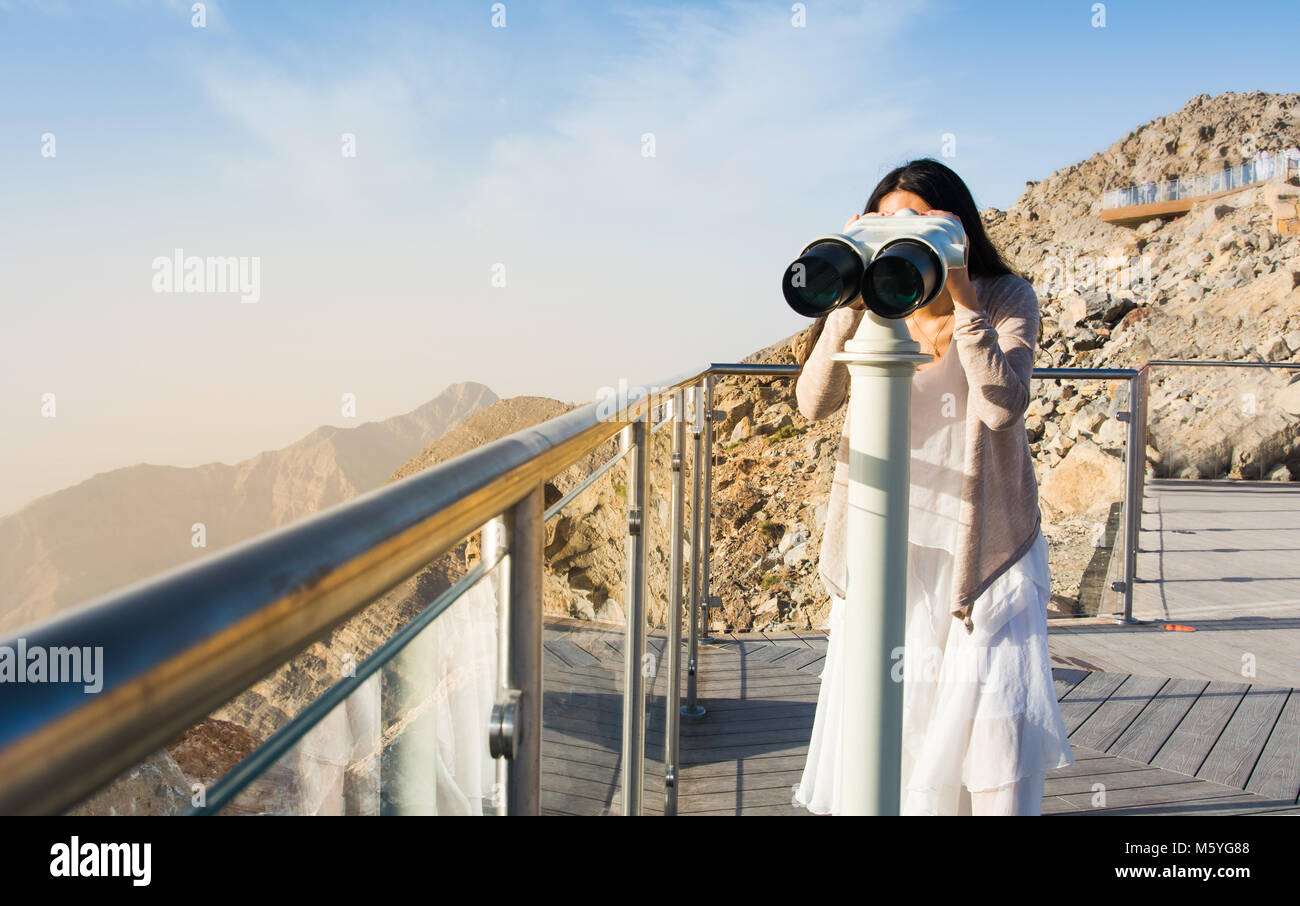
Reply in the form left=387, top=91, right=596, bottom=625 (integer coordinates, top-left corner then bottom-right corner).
left=948, top=269, right=1040, bottom=432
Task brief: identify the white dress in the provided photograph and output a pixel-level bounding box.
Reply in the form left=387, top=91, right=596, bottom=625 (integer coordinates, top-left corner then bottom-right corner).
left=792, top=336, right=1073, bottom=815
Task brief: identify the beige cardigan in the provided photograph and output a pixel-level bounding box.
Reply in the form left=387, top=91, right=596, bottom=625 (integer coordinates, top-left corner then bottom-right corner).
left=794, top=273, right=1043, bottom=632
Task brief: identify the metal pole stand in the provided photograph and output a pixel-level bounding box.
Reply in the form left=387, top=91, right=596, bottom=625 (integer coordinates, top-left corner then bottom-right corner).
left=831, top=312, right=929, bottom=816
left=682, top=384, right=707, bottom=721
left=1112, top=367, right=1147, bottom=624
left=699, top=374, right=719, bottom=645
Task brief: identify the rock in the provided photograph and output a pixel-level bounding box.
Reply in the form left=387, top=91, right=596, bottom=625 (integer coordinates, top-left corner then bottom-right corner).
left=1071, top=328, right=1104, bottom=351
left=1025, top=415, right=1045, bottom=442
left=716, top=397, right=754, bottom=434
left=1278, top=380, right=1300, bottom=417
left=730, top=416, right=753, bottom=443
left=762, top=412, right=794, bottom=433
left=1101, top=296, right=1136, bottom=324
left=1070, top=407, right=1106, bottom=436
left=1096, top=417, right=1128, bottom=448
left=778, top=526, right=808, bottom=554
left=1260, top=335, right=1291, bottom=362
left=1041, top=440, right=1125, bottom=517
left=1284, top=330, right=1300, bottom=353
left=1267, top=464, right=1292, bottom=482
left=782, top=542, right=809, bottom=567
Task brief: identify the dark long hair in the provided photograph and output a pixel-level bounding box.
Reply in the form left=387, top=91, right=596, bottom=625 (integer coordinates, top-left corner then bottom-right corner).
left=796, top=158, right=1019, bottom=365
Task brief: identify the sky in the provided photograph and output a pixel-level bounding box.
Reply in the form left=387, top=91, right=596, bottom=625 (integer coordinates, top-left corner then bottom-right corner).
left=0, top=0, right=1296, bottom=516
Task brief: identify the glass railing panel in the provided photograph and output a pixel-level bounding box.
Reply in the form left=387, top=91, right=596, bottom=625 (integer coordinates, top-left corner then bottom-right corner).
left=67, top=522, right=501, bottom=811
left=1146, top=364, right=1296, bottom=482
left=710, top=370, right=832, bottom=635
left=539, top=429, right=629, bottom=815
left=1104, top=151, right=1294, bottom=209
left=1030, top=376, right=1131, bottom=620
left=206, top=564, right=501, bottom=816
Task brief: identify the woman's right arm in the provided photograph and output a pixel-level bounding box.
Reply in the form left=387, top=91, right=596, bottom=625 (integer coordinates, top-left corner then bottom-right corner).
left=795, top=304, right=867, bottom=421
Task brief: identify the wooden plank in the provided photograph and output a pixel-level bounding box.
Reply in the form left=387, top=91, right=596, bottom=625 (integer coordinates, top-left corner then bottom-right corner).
left=1045, top=756, right=1173, bottom=781
left=671, top=701, right=816, bottom=725
left=1197, top=685, right=1289, bottom=789
left=1052, top=668, right=1089, bottom=702
left=1058, top=671, right=1129, bottom=734
left=679, top=742, right=811, bottom=765
left=545, top=638, right=602, bottom=668
left=677, top=754, right=811, bottom=780
left=1150, top=681, right=1250, bottom=777
left=1044, top=767, right=1173, bottom=797
left=1109, top=678, right=1208, bottom=764
left=686, top=803, right=813, bottom=816
left=680, top=769, right=806, bottom=796
left=681, top=725, right=814, bottom=751
left=775, top=647, right=830, bottom=671
left=1092, top=793, right=1300, bottom=817
left=1050, top=780, right=1244, bottom=813
left=677, top=784, right=802, bottom=811
left=1246, top=689, right=1300, bottom=801
left=1071, top=674, right=1168, bottom=751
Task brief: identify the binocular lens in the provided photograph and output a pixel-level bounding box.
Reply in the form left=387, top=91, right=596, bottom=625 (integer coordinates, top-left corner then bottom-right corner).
left=861, top=241, right=940, bottom=319
left=782, top=241, right=863, bottom=318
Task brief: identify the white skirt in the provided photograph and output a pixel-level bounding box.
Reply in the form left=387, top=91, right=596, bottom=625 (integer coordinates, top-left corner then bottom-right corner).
left=792, top=529, right=1073, bottom=815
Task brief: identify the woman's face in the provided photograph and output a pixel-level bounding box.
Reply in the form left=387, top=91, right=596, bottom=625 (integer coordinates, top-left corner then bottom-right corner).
left=873, top=189, right=932, bottom=215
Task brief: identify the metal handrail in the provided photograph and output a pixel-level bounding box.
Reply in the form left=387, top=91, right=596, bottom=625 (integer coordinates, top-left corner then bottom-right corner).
left=2, top=349, right=1293, bottom=814
left=0, top=364, right=713, bottom=815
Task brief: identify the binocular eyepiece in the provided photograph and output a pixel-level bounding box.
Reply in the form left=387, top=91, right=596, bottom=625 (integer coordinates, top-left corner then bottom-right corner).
left=782, top=209, right=967, bottom=320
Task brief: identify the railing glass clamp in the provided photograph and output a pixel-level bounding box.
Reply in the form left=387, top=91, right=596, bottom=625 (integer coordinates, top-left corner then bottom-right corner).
left=488, top=689, right=522, bottom=759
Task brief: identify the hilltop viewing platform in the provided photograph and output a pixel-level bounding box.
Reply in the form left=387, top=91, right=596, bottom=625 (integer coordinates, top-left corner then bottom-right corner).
left=1100, top=149, right=1299, bottom=227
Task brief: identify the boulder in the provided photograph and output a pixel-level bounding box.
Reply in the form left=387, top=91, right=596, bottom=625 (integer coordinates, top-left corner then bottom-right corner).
left=1040, top=440, right=1125, bottom=517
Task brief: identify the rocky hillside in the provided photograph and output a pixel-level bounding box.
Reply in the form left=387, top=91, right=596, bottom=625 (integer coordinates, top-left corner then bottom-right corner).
left=0, top=381, right=496, bottom=634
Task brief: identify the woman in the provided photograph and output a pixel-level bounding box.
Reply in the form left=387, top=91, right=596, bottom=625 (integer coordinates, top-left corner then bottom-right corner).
left=790, top=159, right=1073, bottom=816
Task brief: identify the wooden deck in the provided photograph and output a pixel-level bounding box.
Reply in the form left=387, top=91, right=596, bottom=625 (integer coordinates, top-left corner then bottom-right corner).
left=537, top=469, right=1300, bottom=815
left=538, top=618, right=1300, bottom=815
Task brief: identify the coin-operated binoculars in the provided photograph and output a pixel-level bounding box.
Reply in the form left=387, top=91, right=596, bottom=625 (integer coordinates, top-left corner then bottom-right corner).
left=783, top=210, right=967, bottom=815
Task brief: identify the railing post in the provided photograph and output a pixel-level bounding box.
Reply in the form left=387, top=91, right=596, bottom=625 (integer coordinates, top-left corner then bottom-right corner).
left=501, top=485, right=544, bottom=815
left=1115, top=367, right=1148, bottom=624
left=683, top=384, right=707, bottom=721
left=700, top=373, right=717, bottom=644
left=620, top=416, right=649, bottom=816
left=665, top=389, right=686, bottom=815
left=832, top=315, right=929, bottom=816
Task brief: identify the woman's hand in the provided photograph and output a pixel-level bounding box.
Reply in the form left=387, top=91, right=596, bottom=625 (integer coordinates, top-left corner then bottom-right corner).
left=922, top=209, right=980, bottom=313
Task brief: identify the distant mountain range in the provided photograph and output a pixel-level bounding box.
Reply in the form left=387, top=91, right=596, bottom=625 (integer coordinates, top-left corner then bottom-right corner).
left=0, top=381, right=498, bottom=635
